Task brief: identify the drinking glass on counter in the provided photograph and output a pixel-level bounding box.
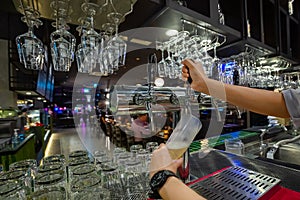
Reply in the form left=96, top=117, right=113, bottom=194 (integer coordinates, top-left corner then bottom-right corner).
left=42, top=154, right=66, bottom=166
left=137, top=149, right=151, bottom=168
left=37, top=163, right=64, bottom=174
left=70, top=173, right=102, bottom=199
left=93, top=150, right=108, bottom=168
left=0, top=168, right=32, bottom=194
left=124, top=158, right=142, bottom=174
left=224, top=138, right=245, bottom=155
left=72, top=187, right=110, bottom=200
left=67, top=156, right=91, bottom=183
left=0, top=179, right=26, bottom=199
left=68, top=150, right=89, bottom=159
left=116, top=152, right=131, bottom=167
left=146, top=141, right=158, bottom=153
left=130, top=144, right=143, bottom=159
left=34, top=169, right=66, bottom=191
left=29, top=186, right=66, bottom=199
left=9, top=159, right=37, bottom=177
left=70, top=163, right=96, bottom=180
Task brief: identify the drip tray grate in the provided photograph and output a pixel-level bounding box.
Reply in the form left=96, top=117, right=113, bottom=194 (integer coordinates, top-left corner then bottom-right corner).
left=189, top=166, right=281, bottom=200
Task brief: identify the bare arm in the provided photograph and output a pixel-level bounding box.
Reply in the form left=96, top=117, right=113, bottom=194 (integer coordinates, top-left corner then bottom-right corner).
left=159, top=177, right=205, bottom=200
left=150, top=144, right=206, bottom=200
left=181, top=59, right=290, bottom=118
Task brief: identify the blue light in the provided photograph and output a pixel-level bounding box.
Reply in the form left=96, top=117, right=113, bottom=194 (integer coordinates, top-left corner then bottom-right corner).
left=83, top=88, right=90, bottom=93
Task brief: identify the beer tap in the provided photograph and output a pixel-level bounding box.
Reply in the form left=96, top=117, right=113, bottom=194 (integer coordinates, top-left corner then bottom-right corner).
left=146, top=53, right=158, bottom=134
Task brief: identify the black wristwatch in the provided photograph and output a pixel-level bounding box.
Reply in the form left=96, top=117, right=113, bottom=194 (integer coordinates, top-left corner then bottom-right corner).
left=149, top=170, right=178, bottom=199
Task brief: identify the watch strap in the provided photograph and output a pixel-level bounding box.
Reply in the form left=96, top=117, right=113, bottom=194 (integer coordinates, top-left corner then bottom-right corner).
left=149, top=170, right=178, bottom=199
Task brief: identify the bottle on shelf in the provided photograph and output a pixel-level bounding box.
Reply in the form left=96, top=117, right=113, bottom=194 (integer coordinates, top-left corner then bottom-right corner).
left=218, top=3, right=225, bottom=25
left=12, top=129, right=19, bottom=146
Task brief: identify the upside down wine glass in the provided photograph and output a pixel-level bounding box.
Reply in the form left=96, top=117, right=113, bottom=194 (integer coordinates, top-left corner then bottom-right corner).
left=50, top=27, right=76, bottom=72
left=107, top=12, right=127, bottom=68
left=50, top=1, right=76, bottom=72
left=80, top=2, right=102, bottom=74
left=156, top=41, right=166, bottom=77
left=16, top=9, right=44, bottom=70
left=102, top=22, right=117, bottom=75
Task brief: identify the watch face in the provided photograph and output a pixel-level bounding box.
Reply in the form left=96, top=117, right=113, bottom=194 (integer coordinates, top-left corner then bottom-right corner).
left=150, top=170, right=176, bottom=191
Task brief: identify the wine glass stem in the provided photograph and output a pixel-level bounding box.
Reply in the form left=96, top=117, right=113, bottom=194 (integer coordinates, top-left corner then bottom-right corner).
left=91, top=15, right=94, bottom=29
left=115, top=23, right=118, bottom=36
left=167, top=44, right=171, bottom=58
left=161, top=50, right=164, bottom=62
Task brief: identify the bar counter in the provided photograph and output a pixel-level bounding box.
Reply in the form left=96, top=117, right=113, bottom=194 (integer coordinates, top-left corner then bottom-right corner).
left=189, top=149, right=300, bottom=192
left=0, top=134, right=35, bottom=170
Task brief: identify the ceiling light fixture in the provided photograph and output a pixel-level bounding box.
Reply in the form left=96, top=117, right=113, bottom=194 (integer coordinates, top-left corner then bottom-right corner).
left=154, top=77, right=164, bottom=87
left=120, top=35, right=128, bottom=41
left=130, top=38, right=152, bottom=46
left=26, top=92, right=32, bottom=95
left=288, top=0, right=294, bottom=15
left=165, top=29, right=178, bottom=37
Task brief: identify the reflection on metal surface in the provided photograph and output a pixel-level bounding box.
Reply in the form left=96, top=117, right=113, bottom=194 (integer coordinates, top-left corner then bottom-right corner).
left=241, top=132, right=300, bottom=166
left=189, top=166, right=281, bottom=200
left=267, top=143, right=300, bottom=166
left=109, top=85, right=197, bottom=114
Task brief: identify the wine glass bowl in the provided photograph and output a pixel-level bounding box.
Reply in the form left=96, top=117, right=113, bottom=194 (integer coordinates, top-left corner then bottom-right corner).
left=106, top=12, right=127, bottom=67
left=16, top=8, right=45, bottom=70
left=107, top=12, right=124, bottom=25
left=49, top=1, right=76, bottom=72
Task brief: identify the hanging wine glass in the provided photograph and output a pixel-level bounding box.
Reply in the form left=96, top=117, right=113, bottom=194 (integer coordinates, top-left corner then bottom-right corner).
left=50, top=0, right=76, bottom=72
left=156, top=41, right=166, bottom=77
left=16, top=8, right=44, bottom=70
left=189, top=34, right=204, bottom=62
left=210, top=41, right=221, bottom=80
left=170, top=36, right=185, bottom=79
left=102, top=23, right=117, bottom=75
left=76, top=43, right=89, bottom=73
left=200, top=39, right=214, bottom=77
left=80, top=2, right=102, bottom=74
left=75, top=21, right=88, bottom=73
left=164, top=42, right=177, bottom=79
left=176, top=30, right=190, bottom=60
left=107, top=12, right=127, bottom=68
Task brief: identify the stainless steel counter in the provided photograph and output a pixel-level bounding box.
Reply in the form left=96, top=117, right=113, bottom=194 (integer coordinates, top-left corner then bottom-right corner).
left=189, top=149, right=300, bottom=192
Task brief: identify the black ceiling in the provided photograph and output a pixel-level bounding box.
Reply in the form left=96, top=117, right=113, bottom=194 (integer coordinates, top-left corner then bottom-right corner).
left=1, top=0, right=300, bottom=106
left=0, top=0, right=166, bottom=105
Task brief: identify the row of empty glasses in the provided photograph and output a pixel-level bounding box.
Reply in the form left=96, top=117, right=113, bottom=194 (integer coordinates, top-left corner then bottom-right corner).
left=16, top=0, right=132, bottom=73
left=217, top=50, right=293, bottom=90
left=155, top=19, right=293, bottom=91
left=155, top=19, right=225, bottom=80
left=76, top=1, right=133, bottom=76
left=280, top=72, right=300, bottom=90
left=0, top=142, right=159, bottom=199
left=16, top=6, right=45, bottom=71
left=156, top=31, right=219, bottom=80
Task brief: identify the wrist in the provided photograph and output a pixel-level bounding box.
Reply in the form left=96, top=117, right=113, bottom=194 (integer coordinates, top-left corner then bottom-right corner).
left=194, top=77, right=210, bottom=94
left=158, top=176, right=178, bottom=193
left=150, top=170, right=178, bottom=198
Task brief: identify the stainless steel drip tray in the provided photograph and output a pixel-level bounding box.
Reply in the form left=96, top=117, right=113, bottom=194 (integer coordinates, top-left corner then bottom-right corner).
left=189, top=166, right=281, bottom=200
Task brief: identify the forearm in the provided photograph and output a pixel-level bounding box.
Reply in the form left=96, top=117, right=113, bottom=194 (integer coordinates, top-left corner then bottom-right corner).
left=197, top=78, right=290, bottom=118
left=159, top=177, right=206, bottom=200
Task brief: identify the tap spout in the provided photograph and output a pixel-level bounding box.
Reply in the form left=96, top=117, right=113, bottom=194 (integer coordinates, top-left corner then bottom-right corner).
left=266, top=134, right=300, bottom=159
left=273, top=134, right=300, bottom=148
